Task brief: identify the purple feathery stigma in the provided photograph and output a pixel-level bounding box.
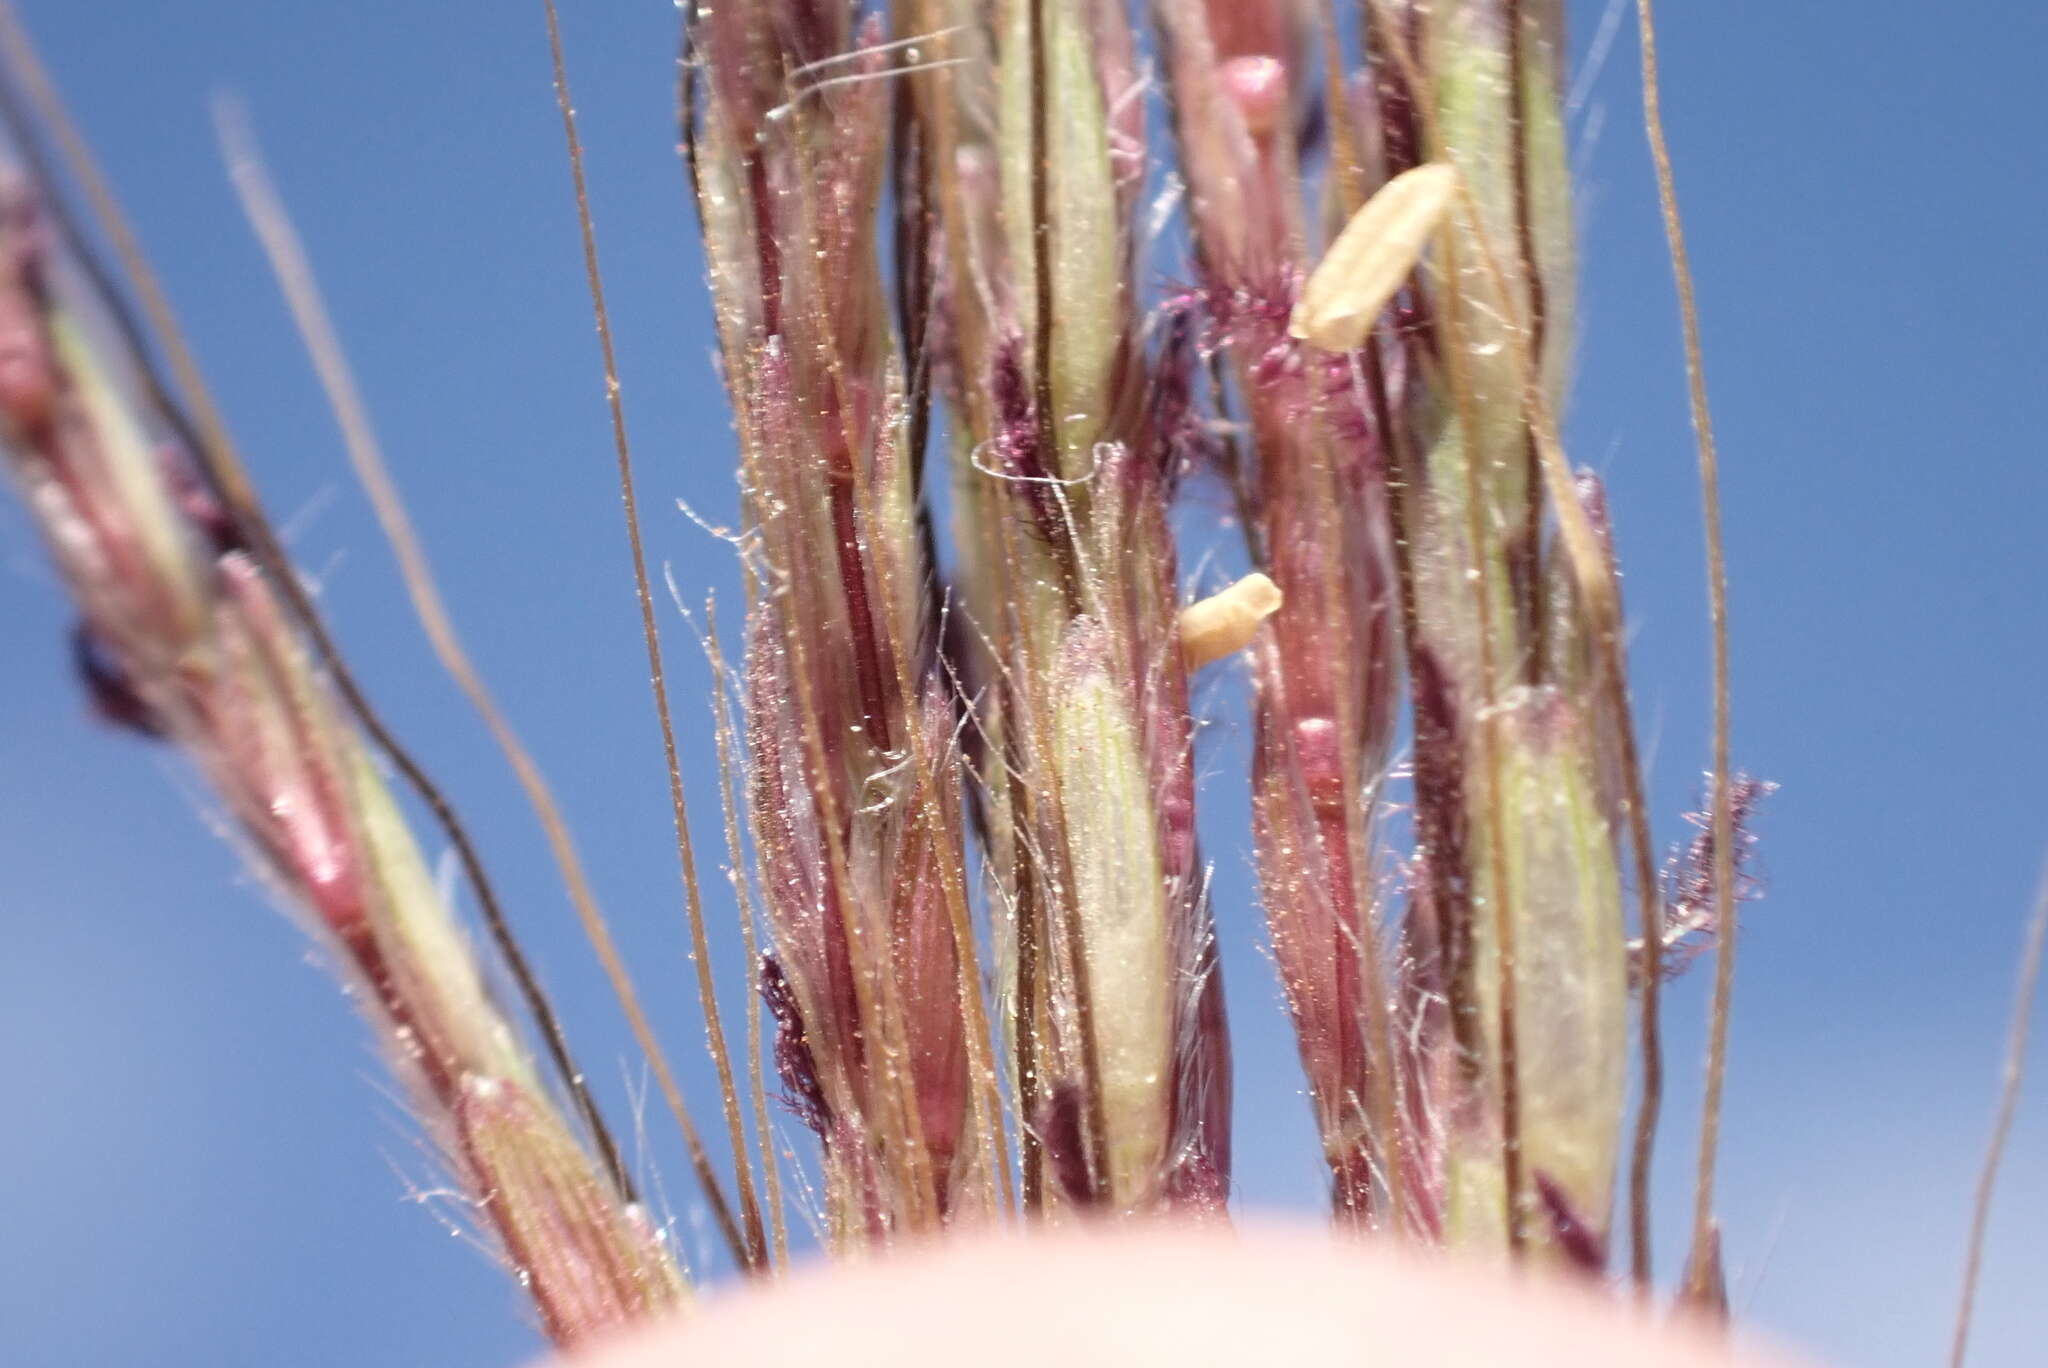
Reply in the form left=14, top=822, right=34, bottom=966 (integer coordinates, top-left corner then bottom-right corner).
left=1655, top=774, right=1777, bottom=980
left=760, top=953, right=832, bottom=1142
left=1533, top=1169, right=1608, bottom=1275
left=70, top=621, right=163, bottom=738
left=1036, top=1084, right=1103, bottom=1209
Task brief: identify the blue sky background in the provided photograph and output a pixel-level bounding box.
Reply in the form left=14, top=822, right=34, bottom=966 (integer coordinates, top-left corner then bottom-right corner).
left=2, top=2, right=2044, bottom=1364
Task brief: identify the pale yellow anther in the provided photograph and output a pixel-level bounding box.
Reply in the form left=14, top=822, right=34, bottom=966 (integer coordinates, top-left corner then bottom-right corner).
left=1288, top=162, right=1459, bottom=352
left=1178, top=572, right=1283, bottom=670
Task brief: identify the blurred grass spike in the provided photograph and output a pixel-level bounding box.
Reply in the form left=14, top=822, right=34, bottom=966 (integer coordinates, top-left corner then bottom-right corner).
left=0, top=151, right=687, bottom=1342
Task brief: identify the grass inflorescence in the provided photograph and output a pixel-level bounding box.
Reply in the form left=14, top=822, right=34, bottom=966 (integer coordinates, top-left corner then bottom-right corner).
left=36, top=0, right=2029, bottom=1357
